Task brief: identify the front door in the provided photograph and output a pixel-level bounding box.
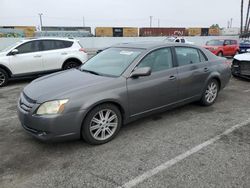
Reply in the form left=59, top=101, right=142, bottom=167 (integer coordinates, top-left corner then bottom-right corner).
left=127, top=47, right=179, bottom=116
left=9, top=40, right=43, bottom=75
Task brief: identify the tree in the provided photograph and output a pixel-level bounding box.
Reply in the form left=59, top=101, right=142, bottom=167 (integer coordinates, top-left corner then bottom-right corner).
left=210, top=24, right=220, bottom=29
left=241, top=0, right=244, bottom=34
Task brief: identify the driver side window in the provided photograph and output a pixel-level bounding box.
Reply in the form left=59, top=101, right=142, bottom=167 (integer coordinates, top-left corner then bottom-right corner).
left=137, top=48, right=173, bottom=72
left=16, top=41, right=41, bottom=54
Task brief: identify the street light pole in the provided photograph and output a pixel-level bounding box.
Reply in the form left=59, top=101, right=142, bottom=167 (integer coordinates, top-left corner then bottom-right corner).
left=38, top=13, right=43, bottom=31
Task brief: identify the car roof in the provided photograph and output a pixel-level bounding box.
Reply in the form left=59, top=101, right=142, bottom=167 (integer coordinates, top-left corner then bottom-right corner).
left=111, top=41, right=199, bottom=50
left=20, top=37, right=76, bottom=42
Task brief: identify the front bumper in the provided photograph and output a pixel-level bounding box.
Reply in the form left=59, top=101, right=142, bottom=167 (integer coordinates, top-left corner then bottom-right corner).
left=231, top=61, right=250, bottom=80
left=17, top=94, right=86, bottom=141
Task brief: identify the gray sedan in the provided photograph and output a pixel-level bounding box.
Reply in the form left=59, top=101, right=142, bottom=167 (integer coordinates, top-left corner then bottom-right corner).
left=17, top=42, right=231, bottom=144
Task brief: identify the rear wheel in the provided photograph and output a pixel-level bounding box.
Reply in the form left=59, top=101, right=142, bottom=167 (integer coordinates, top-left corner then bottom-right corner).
left=200, top=79, right=219, bottom=106
left=0, top=68, right=8, bottom=87
left=81, top=104, right=122, bottom=145
left=63, top=61, right=81, bottom=70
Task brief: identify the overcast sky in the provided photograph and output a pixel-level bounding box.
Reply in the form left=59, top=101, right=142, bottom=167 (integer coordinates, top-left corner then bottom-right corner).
left=0, top=0, right=248, bottom=29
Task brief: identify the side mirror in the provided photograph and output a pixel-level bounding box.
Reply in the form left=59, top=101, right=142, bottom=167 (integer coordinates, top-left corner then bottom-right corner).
left=10, top=49, right=19, bottom=55
left=130, top=67, right=151, bottom=78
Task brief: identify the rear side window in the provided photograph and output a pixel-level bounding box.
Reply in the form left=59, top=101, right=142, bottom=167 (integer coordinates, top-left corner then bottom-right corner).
left=175, top=47, right=201, bottom=66
left=138, top=48, right=173, bottom=72
left=40, top=40, right=73, bottom=51
left=230, top=40, right=237, bottom=45
left=16, top=41, right=41, bottom=54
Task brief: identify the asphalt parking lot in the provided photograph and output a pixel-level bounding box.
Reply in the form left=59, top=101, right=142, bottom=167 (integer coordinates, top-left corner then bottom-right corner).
left=0, top=76, right=250, bottom=188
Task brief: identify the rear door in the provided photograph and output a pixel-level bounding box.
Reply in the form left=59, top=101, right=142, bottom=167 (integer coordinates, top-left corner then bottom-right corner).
left=174, top=46, right=210, bottom=100
left=223, top=40, right=231, bottom=56
left=127, top=47, right=179, bottom=116
left=8, top=40, right=44, bottom=75
left=40, top=40, right=73, bottom=71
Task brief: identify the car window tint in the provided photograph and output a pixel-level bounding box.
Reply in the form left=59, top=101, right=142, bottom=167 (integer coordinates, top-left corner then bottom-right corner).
left=41, top=40, right=55, bottom=51
left=175, top=47, right=201, bottom=66
left=230, top=40, right=237, bottom=45
left=54, top=40, right=73, bottom=49
left=224, top=40, right=230, bottom=45
left=16, top=41, right=41, bottom=54
left=137, top=48, right=173, bottom=72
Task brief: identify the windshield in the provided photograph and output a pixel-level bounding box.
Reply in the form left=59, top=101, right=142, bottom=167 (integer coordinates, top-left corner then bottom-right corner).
left=206, top=40, right=224, bottom=46
left=80, top=48, right=143, bottom=77
left=0, top=41, right=23, bottom=52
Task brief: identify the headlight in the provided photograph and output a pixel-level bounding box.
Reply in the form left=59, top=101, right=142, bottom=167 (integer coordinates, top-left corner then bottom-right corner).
left=36, top=99, right=69, bottom=115
left=212, top=47, right=218, bottom=50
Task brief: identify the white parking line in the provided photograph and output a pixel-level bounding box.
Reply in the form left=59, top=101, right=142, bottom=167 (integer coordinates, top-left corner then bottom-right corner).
left=0, top=116, right=17, bottom=122
left=119, top=118, right=250, bottom=188
left=243, top=89, right=250, bottom=93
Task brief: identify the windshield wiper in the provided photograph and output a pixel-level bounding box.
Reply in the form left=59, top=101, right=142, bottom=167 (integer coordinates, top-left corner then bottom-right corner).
left=81, top=69, right=100, bottom=76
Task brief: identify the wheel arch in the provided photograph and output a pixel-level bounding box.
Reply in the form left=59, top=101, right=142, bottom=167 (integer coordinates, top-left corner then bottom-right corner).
left=0, top=64, right=12, bottom=77
left=79, top=100, right=126, bottom=138
left=62, top=57, right=82, bottom=69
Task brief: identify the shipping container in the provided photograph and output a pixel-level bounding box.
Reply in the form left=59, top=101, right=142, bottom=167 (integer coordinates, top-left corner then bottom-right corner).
left=14, top=26, right=36, bottom=37
left=201, top=28, right=209, bottom=36
left=42, top=26, right=91, bottom=33
left=95, top=27, right=113, bottom=37
left=188, top=28, right=202, bottom=36
left=208, top=28, right=220, bottom=36
left=123, top=27, right=138, bottom=37
left=0, top=28, right=25, bottom=37
left=139, top=28, right=186, bottom=37
left=113, top=28, right=123, bottom=37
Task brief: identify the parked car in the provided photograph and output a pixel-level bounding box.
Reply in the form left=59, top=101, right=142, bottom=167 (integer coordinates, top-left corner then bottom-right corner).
left=17, top=42, right=231, bottom=145
left=239, top=39, right=250, bottom=53
left=204, top=39, right=239, bottom=57
left=164, top=37, right=194, bottom=44
left=231, top=53, right=250, bottom=79
left=0, top=38, right=88, bottom=87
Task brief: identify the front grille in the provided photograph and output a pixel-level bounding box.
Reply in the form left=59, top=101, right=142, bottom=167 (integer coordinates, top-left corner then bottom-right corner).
left=240, top=62, right=250, bottom=75
left=19, top=92, right=36, bottom=113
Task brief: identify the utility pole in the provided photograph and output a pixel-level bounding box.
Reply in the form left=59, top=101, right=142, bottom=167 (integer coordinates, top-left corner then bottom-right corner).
left=38, top=13, right=43, bottom=31
left=230, top=18, right=233, bottom=28
left=158, top=19, right=160, bottom=27
left=150, top=16, right=153, bottom=27
left=83, top=16, right=85, bottom=27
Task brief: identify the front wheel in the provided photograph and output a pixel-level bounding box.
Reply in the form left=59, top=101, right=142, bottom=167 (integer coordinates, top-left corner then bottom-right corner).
left=0, top=68, right=9, bottom=87
left=200, top=79, right=219, bottom=106
left=81, top=104, right=122, bottom=145
left=217, top=52, right=223, bottom=57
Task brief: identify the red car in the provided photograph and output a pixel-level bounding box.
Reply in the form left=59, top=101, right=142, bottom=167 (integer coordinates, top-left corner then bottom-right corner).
left=204, top=39, right=239, bottom=57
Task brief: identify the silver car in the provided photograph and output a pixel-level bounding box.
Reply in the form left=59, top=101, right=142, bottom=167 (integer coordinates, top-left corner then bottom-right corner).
left=17, top=42, right=231, bottom=144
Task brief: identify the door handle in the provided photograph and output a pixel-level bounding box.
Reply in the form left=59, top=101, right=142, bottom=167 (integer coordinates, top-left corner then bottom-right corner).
left=34, top=55, right=41, bottom=58
left=169, top=75, right=177, bottom=80
left=204, top=67, right=209, bottom=72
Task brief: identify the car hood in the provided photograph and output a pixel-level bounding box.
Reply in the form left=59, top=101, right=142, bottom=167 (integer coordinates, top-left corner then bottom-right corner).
left=234, top=53, right=250, bottom=61
left=23, top=69, right=114, bottom=103
left=0, top=51, right=7, bottom=57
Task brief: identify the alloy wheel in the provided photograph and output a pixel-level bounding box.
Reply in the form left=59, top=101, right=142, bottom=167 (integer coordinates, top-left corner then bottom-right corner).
left=0, top=72, right=6, bottom=86
left=89, top=109, right=118, bottom=141
left=65, top=62, right=79, bottom=69
left=205, top=82, right=218, bottom=103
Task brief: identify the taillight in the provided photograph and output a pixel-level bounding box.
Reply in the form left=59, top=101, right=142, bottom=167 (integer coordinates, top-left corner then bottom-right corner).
left=79, top=48, right=86, bottom=53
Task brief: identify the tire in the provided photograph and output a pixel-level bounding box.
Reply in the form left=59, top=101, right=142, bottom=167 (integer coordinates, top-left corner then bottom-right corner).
left=0, top=68, right=9, bottom=87
left=217, top=52, right=223, bottom=57
left=63, top=61, right=80, bottom=70
left=81, top=104, right=122, bottom=145
left=200, top=79, right=219, bottom=106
